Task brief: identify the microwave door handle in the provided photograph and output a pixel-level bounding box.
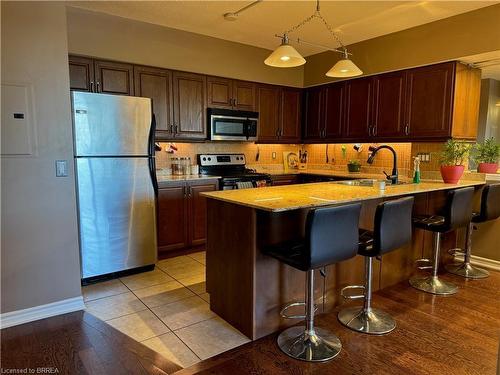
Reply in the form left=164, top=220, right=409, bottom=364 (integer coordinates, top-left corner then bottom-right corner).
left=244, top=119, right=250, bottom=140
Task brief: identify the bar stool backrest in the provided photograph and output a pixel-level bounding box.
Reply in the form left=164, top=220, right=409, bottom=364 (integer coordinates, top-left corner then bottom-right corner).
left=475, top=183, right=500, bottom=222
left=373, top=196, right=414, bottom=255
left=444, top=187, right=474, bottom=230
left=306, top=203, right=362, bottom=269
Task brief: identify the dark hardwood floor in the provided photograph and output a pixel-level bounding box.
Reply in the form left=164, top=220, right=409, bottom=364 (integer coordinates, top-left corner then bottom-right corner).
left=177, top=271, right=500, bottom=375
left=2, top=271, right=499, bottom=375
left=1, top=310, right=181, bottom=375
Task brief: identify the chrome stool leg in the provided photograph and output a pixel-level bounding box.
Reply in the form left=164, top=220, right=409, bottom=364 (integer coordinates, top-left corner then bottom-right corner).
left=277, top=270, right=341, bottom=362
left=445, top=222, right=489, bottom=279
left=338, top=257, right=396, bottom=335
left=410, top=232, right=458, bottom=295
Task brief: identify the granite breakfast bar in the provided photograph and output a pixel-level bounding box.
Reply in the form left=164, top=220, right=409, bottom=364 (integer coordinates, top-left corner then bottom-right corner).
left=202, top=180, right=485, bottom=340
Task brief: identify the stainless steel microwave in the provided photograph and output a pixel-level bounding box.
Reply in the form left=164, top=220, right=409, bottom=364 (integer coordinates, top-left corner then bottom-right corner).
left=208, top=108, right=258, bottom=141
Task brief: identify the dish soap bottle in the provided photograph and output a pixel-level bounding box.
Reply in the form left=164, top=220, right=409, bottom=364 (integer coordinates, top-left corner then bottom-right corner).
left=413, top=157, right=421, bottom=184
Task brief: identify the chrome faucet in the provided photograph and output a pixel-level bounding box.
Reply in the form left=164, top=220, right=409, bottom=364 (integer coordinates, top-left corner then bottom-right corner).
left=367, top=145, right=398, bottom=185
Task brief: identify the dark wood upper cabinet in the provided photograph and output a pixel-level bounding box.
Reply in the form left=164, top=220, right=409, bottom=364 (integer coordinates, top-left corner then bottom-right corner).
left=157, top=183, right=188, bottom=252
left=207, top=77, right=255, bottom=111
left=188, top=181, right=217, bottom=246
left=280, top=88, right=302, bottom=143
left=69, top=56, right=95, bottom=92
left=303, top=87, right=323, bottom=141
left=94, top=60, right=134, bottom=96
left=134, top=66, right=173, bottom=139
left=323, top=83, right=344, bottom=140
left=233, top=81, right=256, bottom=111
left=343, top=77, right=371, bottom=140
left=371, top=71, right=407, bottom=139
left=207, top=76, right=233, bottom=109
left=257, top=85, right=281, bottom=141
left=405, top=62, right=454, bottom=139
left=172, top=71, right=207, bottom=140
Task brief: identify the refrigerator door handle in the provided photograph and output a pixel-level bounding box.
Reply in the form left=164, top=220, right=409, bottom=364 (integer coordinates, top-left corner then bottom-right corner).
left=148, top=113, right=159, bottom=196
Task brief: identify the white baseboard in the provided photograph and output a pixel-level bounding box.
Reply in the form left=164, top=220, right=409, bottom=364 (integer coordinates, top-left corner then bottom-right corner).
left=453, top=254, right=500, bottom=272
left=0, top=296, right=85, bottom=329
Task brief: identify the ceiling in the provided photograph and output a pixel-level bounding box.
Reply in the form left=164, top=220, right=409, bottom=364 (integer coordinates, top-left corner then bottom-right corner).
left=68, top=1, right=497, bottom=56
left=461, top=51, right=500, bottom=81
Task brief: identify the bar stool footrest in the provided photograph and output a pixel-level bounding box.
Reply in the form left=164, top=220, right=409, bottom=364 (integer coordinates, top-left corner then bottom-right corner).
left=340, top=285, right=365, bottom=300
left=447, top=247, right=465, bottom=256
left=415, top=258, right=433, bottom=270
left=280, top=302, right=318, bottom=320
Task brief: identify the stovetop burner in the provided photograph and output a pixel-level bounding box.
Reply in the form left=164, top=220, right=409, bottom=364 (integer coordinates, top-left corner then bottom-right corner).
left=197, top=153, right=272, bottom=189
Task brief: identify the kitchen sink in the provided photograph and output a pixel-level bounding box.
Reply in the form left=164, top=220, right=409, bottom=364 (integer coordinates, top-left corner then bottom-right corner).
left=332, top=179, right=408, bottom=187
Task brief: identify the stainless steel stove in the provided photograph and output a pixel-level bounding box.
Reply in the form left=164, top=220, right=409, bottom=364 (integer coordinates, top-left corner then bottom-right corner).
left=197, top=153, right=272, bottom=190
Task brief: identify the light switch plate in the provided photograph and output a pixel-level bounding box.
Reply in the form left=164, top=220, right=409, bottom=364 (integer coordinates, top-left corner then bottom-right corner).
left=272, top=152, right=277, bottom=159
left=55, top=160, right=68, bottom=177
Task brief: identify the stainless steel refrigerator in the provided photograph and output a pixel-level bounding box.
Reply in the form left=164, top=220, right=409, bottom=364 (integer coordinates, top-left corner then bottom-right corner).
left=72, top=92, right=158, bottom=280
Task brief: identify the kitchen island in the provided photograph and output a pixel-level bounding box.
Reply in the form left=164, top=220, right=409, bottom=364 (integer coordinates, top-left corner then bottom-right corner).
left=202, top=180, right=485, bottom=340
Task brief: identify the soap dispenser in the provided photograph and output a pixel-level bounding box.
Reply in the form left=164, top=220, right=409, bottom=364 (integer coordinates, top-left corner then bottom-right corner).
left=413, top=157, right=421, bottom=184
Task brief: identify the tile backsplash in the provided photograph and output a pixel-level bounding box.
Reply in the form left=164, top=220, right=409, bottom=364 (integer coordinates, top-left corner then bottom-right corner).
left=156, top=141, right=419, bottom=177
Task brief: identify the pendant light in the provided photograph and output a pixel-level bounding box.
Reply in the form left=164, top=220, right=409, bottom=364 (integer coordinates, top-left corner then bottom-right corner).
left=264, top=34, right=306, bottom=67
left=326, top=50, right=363, bottom=77
left=264, top=0, right=362, bottom=78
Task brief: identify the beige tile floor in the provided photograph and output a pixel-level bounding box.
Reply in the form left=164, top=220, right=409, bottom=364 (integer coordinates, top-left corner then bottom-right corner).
left=82, top=251, right=250, bottom=369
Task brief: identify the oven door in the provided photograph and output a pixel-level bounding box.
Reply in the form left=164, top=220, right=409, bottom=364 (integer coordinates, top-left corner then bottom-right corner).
left=210, top=115, right=257, bottom=141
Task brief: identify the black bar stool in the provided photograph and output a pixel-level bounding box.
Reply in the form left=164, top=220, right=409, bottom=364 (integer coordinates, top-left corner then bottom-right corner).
left=410, top=187, right=474, bottom=295
left=446, top=183, right=500, bottom=279
left=338, top=197, right=414, bottom=335
left=262, top=203, right=361, bottom=362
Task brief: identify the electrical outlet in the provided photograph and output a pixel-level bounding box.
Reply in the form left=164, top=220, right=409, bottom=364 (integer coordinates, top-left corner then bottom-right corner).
left=417, top=153, right=431, bottom=162
left=272, top=152, right=277, bottom=159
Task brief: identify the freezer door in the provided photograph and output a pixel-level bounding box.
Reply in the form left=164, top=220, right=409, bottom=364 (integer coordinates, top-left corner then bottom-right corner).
left=76, top=157, right=157, bottom=278
left=73, top=92, right=152, bottom=156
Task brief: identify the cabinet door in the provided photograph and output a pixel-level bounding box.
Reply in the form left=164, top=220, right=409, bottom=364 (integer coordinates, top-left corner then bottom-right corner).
left=157, top=184, right=188, bottom=252
left=451, top=64, right=481, bottom=139
left=406, top=62, right=454, bottom=139
left=134, top=66, right=173, bottom=139
left=207, top=76, right=233, bottom=109
left=323, top=83, right=344, bottom=140
left=280, top=88, right=301, bottom=143
left=271, top=174, right=299, bottom=186
left=303, top=87, right=323, bottom=141
left=233, top=81, right=256, bottom=111
left=257, top=85, right=281, bottom=142
left=343, top=78, right=371, bottom=140
left=69, top=55, right=95, bottom=92
left=94, top=60, right=134, bottom=96
left=372, top=71, right=406, bottom=139
left=188, top=181, right=217, bottom=246
left=172, top=71, right=207, bottom=140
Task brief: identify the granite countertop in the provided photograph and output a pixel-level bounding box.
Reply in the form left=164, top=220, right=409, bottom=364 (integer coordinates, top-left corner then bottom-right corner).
left=258, top=168, right=412, bottom=182
left=201, top=180, right=485, bottom=212
left=157, top=174, right=221, bottom=186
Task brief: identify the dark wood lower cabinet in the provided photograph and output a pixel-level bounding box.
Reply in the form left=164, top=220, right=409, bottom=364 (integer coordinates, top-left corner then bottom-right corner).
left=157, top=182, right=188, bottom=252
left=157, top=180, right=217, bottom=254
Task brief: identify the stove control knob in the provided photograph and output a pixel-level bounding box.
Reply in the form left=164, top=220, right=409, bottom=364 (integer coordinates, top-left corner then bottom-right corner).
left=202, top=157, right=206, bottom=161
left=208, top=157, right=212, bottom=161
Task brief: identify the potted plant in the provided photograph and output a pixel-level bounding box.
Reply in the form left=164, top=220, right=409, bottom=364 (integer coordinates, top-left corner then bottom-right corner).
left=347, top=159, right=361, bottom=173
left=439, top=140, right=471, bottom=183
left=472, top=138, right=499, bottom=173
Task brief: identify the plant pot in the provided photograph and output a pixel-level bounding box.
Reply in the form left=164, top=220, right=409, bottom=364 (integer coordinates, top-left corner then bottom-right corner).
left=440, top=165, right=465, bottom=184
left=478, top=162, right=498, bottom=174
left=347, top=164, right=361, bottom=173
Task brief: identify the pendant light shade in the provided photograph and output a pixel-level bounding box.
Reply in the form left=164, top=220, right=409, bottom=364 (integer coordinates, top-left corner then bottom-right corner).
left=264, top=35, right=306, bottom=68
left=326, top=58, right=363, bottom=78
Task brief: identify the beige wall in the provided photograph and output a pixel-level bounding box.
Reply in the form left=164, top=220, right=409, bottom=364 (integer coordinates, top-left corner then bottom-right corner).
left=304, top=4, right=500, bottom=87
left=66, top=7, right=303, bottom=87
left=1, top=2, right=82, bottom=313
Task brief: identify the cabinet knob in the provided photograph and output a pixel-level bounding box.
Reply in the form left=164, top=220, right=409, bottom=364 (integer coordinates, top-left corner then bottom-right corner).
left=90, top=81, right=94, bottom=92
left=96, top=82, right=100, bottom=92
left=404, top=124, right=409, bottom=135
